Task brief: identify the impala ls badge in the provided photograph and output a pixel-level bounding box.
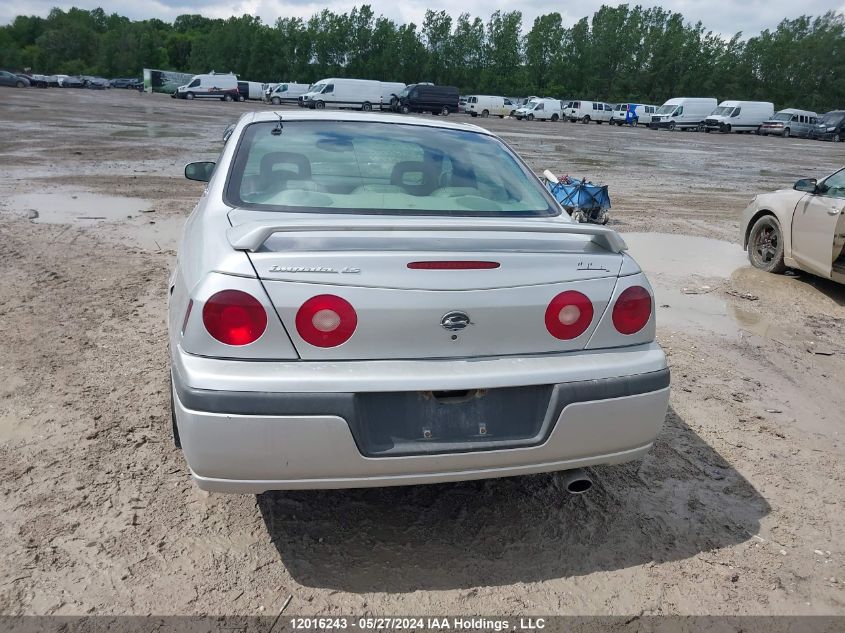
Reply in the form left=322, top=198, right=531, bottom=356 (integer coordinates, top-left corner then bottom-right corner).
left=268, top=265, right=361, bottom=274
left=441, top=311, right=472, bottom=331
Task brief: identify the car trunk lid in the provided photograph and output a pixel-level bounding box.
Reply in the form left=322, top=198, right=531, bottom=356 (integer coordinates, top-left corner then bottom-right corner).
left=230, top=212, right=625, bottom=360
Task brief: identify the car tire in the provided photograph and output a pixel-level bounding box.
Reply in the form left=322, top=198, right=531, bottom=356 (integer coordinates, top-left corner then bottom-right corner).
left=362, top=102, right=372, bottom=112
left=224, top=94, right=233, bottom=102
left=481, top=109, right=489, bottom=118
left=271, top=97, right=281, bottom=105
left=581, top=115, right=590, bottom=124
left=400, top=104, right=409, bottom=114
left=441, top=106, right=450, bottom=116
left=185, top=92, right=194, bottom=100
left=782, top=128, right=791, bottom=138
left=16, top=80, right=25, bottom=88
left=668, top=121, right=676, bottom=131
left=527, top=114, right=534, bottom=121
left=748, top=215, right=787, bottom=274
left=499, top=114, right=504, bottom=118
left=551, top=113, right=559, bottom=121
left=315, top=100, right=325, bottom=110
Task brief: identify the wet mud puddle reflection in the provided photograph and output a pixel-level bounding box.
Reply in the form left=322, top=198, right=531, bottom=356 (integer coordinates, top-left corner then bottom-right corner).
left=624, top=233, right=797, bottom=342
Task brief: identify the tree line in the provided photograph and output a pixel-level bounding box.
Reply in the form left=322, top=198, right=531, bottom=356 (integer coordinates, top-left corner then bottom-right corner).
left=1, top=4, right=843, bottom=111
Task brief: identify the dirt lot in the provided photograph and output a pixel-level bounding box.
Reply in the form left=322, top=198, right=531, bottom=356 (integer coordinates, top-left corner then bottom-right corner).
left=0, top=87, right=843, bottom=617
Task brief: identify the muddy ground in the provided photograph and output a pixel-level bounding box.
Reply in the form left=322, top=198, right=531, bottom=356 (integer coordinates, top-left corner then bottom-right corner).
left=0, top=88, right=843, bottom=617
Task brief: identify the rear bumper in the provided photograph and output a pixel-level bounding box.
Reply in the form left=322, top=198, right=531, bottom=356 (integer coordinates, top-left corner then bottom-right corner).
left=172, top=343, right=669, bottom=492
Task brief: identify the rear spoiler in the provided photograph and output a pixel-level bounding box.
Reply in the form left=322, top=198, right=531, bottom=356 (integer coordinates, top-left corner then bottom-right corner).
left=228, top=218, right=628, bottom=254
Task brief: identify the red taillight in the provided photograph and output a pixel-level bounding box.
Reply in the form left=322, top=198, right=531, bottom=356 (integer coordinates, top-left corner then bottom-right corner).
left=295, top=295, right=357, bottom=348
left=202, top=290, right=267, bottom=346
left=545, top=291, right=594, bottom=340
left=612, top=286, right=652, bottom=335
left=407, top=261, right=500, bottom=270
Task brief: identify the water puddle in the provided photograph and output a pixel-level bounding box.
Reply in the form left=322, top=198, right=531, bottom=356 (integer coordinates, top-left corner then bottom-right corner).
left=624, top=232, right=799, bottom=342
left=626, top=145, right=711, bottom=155
left=499, top=132, right=559, bottom=140
left=10, top=192, right=151, bottom=225
left=111, top=127, right=198, bottom=138
left=0, top=413, right=35, bottom=442
left=624, top=233, right=747, bottom=278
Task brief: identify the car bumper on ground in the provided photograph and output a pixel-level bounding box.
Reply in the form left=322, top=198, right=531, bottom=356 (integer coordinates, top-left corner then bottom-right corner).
left=171, top=343, right=670, bottom=493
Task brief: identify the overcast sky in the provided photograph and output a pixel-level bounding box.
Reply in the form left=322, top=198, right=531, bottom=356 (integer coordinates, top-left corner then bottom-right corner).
left=2, top=0, right=844, bottom=37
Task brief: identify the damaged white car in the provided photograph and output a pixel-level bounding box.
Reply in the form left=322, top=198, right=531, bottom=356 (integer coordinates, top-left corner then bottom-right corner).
left=168, top=111, right=670, bottom=493
left=741, top=167, right=845, bottom=283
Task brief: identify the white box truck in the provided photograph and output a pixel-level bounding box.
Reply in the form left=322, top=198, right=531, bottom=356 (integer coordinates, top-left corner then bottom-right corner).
left=703, top=100, right=775, bottom=133
left=649, top=97, right=718, bottom=131
left=265, top=82, right=310, bottom=105
left=300, top=78, right=383, bottom=111
left=175, top=72, right=239, bottom=101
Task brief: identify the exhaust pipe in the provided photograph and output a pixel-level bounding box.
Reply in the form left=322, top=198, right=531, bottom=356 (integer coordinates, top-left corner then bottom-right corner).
left=562, top=468, right=593, bottom=495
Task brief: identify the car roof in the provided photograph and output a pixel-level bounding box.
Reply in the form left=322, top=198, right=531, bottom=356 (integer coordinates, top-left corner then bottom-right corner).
left=245, top=110, right=491, bottom=135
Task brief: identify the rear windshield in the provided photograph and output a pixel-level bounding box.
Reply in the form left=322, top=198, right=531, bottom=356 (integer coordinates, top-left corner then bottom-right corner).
left=226, top=121, right=559, bottom=217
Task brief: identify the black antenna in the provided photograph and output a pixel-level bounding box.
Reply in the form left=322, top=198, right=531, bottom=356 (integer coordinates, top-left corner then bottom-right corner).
left=271, top=111, right=284, bottom=135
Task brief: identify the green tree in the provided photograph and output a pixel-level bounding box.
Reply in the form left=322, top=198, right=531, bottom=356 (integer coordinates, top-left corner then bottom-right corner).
left=526, top=13, right=564, bottom=92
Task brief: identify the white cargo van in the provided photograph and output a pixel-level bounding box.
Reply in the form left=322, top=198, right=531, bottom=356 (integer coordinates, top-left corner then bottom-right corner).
left=759, top=108, right=819, bottom=138
left=265, top=82, right=310, bottom=105
left=379, top=82, right=406, bottom=110
left=649, top=97, right=718, bottom=131
left=565, top=100, right=614, bottom=124
left=300, top=78, right=383, bottom=111
left=175, top=72, right=239, bottom=101
left=611, top=103, right=658, bottom=126
left=466, top=95, right=516, bottom=118
left=513, top=98, right=561, bottom=121
left=237, top=81, right=264, bottom=101
left=704, top=100, right=774, bottom=133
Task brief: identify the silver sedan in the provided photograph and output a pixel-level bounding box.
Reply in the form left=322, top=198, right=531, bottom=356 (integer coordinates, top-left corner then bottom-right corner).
left=168, top=111, right=669, bottom=493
